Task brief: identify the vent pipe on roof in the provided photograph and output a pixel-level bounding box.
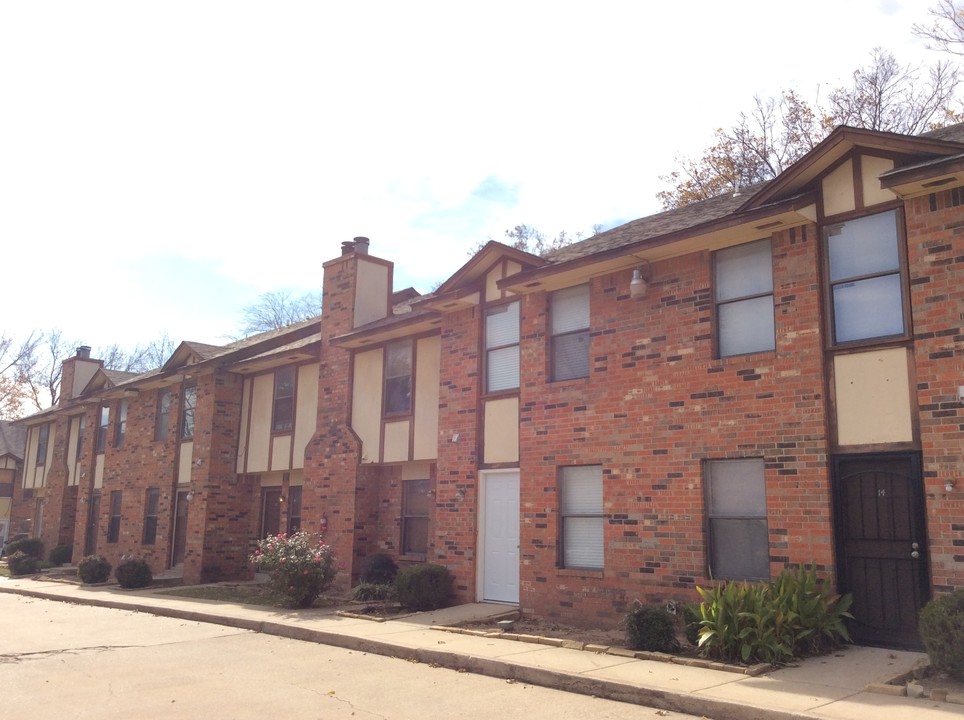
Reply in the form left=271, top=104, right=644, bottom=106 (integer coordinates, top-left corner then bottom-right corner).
left=76, top=346, right=91, bottom=359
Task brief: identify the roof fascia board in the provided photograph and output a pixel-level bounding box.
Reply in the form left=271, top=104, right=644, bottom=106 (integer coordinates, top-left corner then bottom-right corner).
left=500, top=192, right=816, bottom=292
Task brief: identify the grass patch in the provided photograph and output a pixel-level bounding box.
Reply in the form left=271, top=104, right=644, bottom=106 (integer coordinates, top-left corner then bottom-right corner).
left=0, top=564, right=9, bottom=578
left=159, top=584, right=288, bottom=607
left=159, top=583, right=345, bottom=609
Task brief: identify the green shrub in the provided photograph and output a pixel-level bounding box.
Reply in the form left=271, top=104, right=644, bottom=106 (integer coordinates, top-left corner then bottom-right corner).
left=695, top=565, right=852, bottom=665
left=359, top=552, right=398, bottom=585
left=681, top=602, right=702, bottom=646
left=919, top=588, right=964, bottom=680
left=351, top=582, right=398, bottom=602
left=7, top=550, right=39, bottom=576
left=49, top=544, right=73, bottom=565
left=250, top=531, right=338, bottom=608
left=395, top=564, right=453, bottom=611
left=78, top=555, right=112, bottom=584
left=115, top=557, right=153, bottom=589
left=624, top=602, right=679, bottom=652
left=4, top=537, right=44, bottom=559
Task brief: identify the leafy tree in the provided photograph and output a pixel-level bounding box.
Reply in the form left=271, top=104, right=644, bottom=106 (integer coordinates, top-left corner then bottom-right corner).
left=0, top=332, right=40, bottom=420
left=657, top=49, right=961, bottom=209
left=914, top=0, right=964, bottom=57
left=239, top=290, right=321, bottom=337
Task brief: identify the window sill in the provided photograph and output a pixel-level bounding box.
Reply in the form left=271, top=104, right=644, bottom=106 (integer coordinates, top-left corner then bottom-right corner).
left=555, top=567, right=603, bottom=579
left=397, top=553, right=427, bottom=563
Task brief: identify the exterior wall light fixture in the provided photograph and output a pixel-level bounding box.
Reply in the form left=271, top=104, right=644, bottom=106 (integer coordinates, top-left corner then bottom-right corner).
left=630, top=263, right=650, bottom=300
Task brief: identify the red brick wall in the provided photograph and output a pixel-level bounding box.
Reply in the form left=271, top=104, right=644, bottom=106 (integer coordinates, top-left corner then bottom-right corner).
left=512, top=226, right=832, bottom=623
left=303, top=252, right=366, bottom=592
left=906, top=190, right=964, bottom=595
left=434, top=305, right=483, bottom=601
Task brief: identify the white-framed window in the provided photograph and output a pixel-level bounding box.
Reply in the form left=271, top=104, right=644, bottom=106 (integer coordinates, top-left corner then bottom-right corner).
left=705, top=458, right=769, bottom=581
left=559, top=465, right=603, bottom=569
left=180, top=385, right=197, bottom=440
left=485, top=301, right=520, bottom=393
left=114, top=399, right=128, bottom=449
left=714, top=239, right=775, bottom=357
left=384, top=340, right=413, bottom=416
left=825, top=209, right=905, bottom=344
left=550, top=284, right=590, bottom=381
left=35, top=423, right=50, bottom=465
left=155, top=389, right=172, bottom=441
left=95, top=406, right=110, bottom=454
left=272, top=367, right=296, bottom=432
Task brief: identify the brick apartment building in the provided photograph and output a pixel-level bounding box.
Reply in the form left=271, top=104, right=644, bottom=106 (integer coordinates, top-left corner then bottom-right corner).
left=12, top=123, right=964, bottom=649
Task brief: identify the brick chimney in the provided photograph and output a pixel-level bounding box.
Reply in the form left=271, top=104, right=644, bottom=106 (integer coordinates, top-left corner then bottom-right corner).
left=58, top=346, right=102, bottom=406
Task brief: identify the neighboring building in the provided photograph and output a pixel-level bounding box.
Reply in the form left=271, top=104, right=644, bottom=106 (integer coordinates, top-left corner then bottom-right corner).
left=0, top=420, right=27, bottom=545
left=12, top=123, right=964, bottom=649
left=15, top=322, right=319, bottom=583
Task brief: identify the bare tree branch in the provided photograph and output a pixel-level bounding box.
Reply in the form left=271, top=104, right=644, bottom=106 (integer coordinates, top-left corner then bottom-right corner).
left=913, top=0, right=964, bottom=56
left=239, top=290, right=322, bottom=337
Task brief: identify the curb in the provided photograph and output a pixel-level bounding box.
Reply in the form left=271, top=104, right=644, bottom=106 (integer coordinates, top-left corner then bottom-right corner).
left=0, top=584, right=830, bottom=720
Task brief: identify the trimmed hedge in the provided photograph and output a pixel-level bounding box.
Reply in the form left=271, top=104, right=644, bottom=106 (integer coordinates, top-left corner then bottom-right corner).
left=395, top=564, right=453, bottom=611
left=115, top=558, right=153, bottom=589
left=49, top=544, right=73, bottom=565
left=624, top=602, right=679, bottom=652
left=78, top=555, right=112, bottom=584
left=4, top=538, right=43, bottom=560
left=359, top=553, right=398, bottom=586
left=8, top=550, right=39, bottom=576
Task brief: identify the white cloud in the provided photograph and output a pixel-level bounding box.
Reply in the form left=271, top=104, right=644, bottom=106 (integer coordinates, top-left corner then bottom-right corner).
left=0, top=0, right=950, bottom=351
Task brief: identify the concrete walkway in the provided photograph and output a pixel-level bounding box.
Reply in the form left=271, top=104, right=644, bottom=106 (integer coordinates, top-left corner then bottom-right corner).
left=0, top=576, right=960, bottom=720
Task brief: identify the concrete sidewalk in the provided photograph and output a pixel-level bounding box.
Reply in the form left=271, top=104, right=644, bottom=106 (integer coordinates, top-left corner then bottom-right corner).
left=0, top=576, right=959, bottom=720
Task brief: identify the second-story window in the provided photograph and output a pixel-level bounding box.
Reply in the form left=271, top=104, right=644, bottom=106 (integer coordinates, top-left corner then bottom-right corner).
left=180, top=385, right=197, bottom=440
left=155, top=389, right=172, bottom=441
left=272, top=367, right=296, bottom=432
left=485, top=300, right=520, bottom=393
left=75, top=415, right=85, bottom=460
left=95, top=406, right=110, bottom=454
left=36, top=423, right=50, bottom=465
left=826, top=209, right=906, bottom=344
left=714, top=239, right=775, bottom=357
left=114, top=399, right=128, bottom=449
left=550, top=284, right=590, bottom=381
left=384, top=340, right=413, bottom=416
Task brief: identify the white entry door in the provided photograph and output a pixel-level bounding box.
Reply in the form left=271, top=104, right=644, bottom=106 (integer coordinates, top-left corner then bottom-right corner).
left=481, top=470, right=520, bottom=603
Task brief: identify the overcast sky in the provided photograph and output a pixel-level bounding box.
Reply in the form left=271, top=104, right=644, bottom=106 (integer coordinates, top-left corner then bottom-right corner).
left=0, top=1, right=952, bottom=353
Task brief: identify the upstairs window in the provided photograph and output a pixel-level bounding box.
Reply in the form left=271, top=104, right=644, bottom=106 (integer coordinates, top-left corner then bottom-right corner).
left=714, top=240, right=775, bottom=357
left=826, top=209, right=905, bottom=344
left=75, top=415, right=85, bottom=460
left=550, top=284, right=590, bottom=381
left=180, top=385, right=197, bottom=440
left=485, top=300, right=520, bottom=393
left=95, top=406, right=110, bottom=454
left=272, top=367, right=296, bottom=432
left=384, top=341, right=413, bottom=416
left=155, top=389, right=172, bottom=441
left=36, top=423, right=50, bottom=465
left=114, top=399, right=128, bottom=449
left=559, top=465, right=604, bottom=569
left=705, top=458, right=769, bottom=581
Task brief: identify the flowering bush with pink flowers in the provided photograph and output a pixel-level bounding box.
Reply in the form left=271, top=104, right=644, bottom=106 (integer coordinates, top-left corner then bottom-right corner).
left=250, top=531, right=337, bottom=608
